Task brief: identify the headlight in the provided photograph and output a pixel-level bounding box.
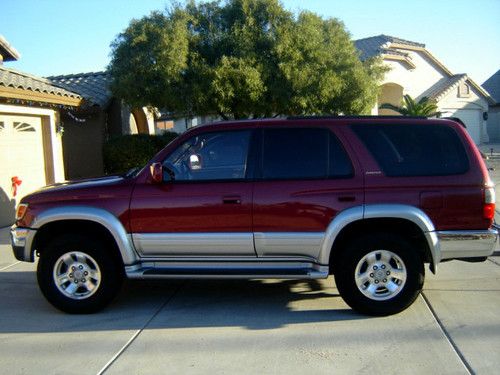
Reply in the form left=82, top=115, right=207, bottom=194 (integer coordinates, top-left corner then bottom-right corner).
left=15, top=203, right=28, bottom=221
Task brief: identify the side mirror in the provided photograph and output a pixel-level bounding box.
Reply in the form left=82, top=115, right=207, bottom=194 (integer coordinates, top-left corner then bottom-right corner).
left=150, top=162, right=163, bottom=183
left=189, top=154, right=202, bottom=170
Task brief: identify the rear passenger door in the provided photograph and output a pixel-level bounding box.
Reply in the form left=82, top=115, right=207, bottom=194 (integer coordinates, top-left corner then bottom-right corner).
left=252, top=127, right=363, bottom=259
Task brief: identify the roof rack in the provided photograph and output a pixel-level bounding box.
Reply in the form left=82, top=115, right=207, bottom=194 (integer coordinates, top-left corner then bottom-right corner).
left=286, top=115, right=428, bottom=120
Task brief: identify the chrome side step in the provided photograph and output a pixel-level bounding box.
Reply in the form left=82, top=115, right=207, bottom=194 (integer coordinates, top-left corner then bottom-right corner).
left=125, top=261, right=329, bottom=280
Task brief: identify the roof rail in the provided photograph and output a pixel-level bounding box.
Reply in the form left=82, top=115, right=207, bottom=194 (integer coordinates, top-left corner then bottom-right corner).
left=286, top=115, right=428, bottom=120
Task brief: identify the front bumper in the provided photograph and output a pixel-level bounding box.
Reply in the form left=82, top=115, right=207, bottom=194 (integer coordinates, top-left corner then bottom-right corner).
left=10, top=226, right=36, bottom=262
left=437, top=229, right=498, bottom=260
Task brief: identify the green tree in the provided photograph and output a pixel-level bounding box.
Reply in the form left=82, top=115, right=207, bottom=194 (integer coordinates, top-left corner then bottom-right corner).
left=379, top=94, right=441, bottom=117
left=109, top=0, right=385, bottom=119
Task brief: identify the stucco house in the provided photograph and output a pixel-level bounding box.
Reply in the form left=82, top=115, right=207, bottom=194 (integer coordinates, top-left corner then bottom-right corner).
left=355, top=35, right=495, bottom=144
left=48, top=72, right=156, bottom=179
left=482, top=69, right=500, bottom=142
left=0, top=36, right=155, bottom=227
left=0, top=36, right=76, bottom=227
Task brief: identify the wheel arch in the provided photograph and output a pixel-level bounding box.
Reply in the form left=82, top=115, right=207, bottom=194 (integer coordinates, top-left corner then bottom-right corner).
left=320, top=204, right=439, bottom=273
left=29, top=206, right=138, bottom=265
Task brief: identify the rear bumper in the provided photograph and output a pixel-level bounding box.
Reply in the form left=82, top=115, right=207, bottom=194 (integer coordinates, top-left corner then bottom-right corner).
left=437, top=229, right=498, bottom=260
left=10, top=226, right=36, bottom=262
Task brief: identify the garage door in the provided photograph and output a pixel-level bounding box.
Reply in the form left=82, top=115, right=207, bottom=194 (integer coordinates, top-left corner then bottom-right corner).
left=0, top=115, right=47, bottom=226
left=448, top=109, right=482, bottom=144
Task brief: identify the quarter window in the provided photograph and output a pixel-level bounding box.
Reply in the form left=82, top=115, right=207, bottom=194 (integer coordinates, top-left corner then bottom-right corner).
left=352, top=124, right=469, bottom=176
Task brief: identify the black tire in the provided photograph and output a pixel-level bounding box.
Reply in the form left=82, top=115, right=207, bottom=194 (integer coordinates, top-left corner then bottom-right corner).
left=334, top=233, right=424, bottom=316
left=37, top=234, right=124, bottom=314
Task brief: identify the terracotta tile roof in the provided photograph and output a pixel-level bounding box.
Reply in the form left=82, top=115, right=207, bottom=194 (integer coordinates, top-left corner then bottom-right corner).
left=0, top=65, right=81, bottom=99
left=483, top=69, right=500, bottom=104
left=354, top=34, right=425, bottom=60
left=48, top=71, right=112, bottom=107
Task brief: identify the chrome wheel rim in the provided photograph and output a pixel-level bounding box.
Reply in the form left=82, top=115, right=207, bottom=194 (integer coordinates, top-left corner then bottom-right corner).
left=53, top=251, right=101, bottom=300
left=354, top=250, right=407, bottom=301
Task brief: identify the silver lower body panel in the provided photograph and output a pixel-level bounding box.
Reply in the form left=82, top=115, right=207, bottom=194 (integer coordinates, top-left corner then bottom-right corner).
left=438, top=229, right=498, bottom=260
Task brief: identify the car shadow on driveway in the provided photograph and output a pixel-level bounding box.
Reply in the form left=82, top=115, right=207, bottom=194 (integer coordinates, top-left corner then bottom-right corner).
left=0, top=270, right=367, bottom=334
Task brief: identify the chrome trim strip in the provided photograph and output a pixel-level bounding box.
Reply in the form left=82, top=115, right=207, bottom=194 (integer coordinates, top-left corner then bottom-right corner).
left=438, top=229, right=498, bottom=259
left=31, top=206, right=138, bottom=265
left=254, top=232, right=324, bottom=259
left=132, top=233, right=255, bottom=256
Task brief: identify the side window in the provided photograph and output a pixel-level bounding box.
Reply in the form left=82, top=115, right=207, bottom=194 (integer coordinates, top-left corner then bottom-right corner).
left=261, top=128, right=353, bottom=180
left=351, top=124, right=469, bottom=176
left=163, top=130, right=251, bottom=181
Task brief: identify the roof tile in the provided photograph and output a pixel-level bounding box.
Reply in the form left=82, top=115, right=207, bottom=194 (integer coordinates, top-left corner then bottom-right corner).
left=0, top=66, right=81, bottom=99
left=48, top=71, right=112, bottom=107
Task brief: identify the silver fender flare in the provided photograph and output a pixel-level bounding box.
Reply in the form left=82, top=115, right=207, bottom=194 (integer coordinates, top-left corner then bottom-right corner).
left=319, top=204, right=439, bottom=271
left=31, top=206, right=138, bottom=265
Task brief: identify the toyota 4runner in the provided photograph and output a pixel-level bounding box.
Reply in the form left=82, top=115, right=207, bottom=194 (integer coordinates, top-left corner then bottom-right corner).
left=10, top=116, right=498, bottom=315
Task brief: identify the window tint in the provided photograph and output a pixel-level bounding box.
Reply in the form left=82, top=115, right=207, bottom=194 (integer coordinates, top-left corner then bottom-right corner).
left=352, top=124, right=469, bottom=177
left=261, top=128, right=353, bottom=180
left=163, top=130, right=251, bottom=181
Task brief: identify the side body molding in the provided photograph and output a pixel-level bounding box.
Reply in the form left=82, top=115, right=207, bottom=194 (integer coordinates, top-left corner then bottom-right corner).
left=31, top=206, right=139, bottom=265
left=319, top=204, right=439, bottom=272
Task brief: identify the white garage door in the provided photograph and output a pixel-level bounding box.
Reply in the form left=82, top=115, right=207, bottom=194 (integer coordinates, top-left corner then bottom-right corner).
left=448, top=109, right=482, bottom=144
left=0, top=115, right=47, bottom=226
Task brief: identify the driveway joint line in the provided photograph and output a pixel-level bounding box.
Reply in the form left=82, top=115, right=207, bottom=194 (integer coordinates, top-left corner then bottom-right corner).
left=488, top=257, right=500, bottom=267
left=421, top=292, right=474, bottom=375
left=96, top=282, right=185, bottom=375
left=0, top=261, right=21, bottom=272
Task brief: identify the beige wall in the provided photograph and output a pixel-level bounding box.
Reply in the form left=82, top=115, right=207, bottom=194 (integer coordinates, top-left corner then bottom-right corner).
left=0, top=104, right=64, bottom=226
left=382, top=51, right=447, bottom=98
left=438, top=85, right=489, bottom=143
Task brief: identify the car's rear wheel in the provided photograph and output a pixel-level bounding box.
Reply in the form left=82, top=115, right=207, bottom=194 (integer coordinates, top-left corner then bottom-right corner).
left=37, top=234, right=123, bottom=313
left=334, top=233, right=424, bottom=316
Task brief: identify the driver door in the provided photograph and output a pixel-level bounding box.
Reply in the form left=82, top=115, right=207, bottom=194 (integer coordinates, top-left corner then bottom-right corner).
left=129, top=129, right=256, bottom=257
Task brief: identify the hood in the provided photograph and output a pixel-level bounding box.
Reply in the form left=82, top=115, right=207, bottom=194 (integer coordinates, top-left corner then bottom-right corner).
left=38, top=175, right=124, bottom=193
left=20, top=175, right=127, bottom=205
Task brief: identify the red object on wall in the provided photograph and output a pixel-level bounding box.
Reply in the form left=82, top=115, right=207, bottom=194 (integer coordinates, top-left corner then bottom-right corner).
left=11, top=176, right=22, bottom=197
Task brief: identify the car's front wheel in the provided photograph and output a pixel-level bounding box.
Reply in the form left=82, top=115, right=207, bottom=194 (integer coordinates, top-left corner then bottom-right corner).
left=334, top=233, right=424, bottom=316
left=37, top=234, right=123, bottom=313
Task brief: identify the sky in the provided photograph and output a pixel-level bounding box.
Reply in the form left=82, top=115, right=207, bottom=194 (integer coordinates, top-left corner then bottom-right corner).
left=1, top=0, right=499, bottom=84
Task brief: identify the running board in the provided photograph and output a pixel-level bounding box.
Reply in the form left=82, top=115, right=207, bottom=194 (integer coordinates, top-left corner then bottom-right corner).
left=125, top=262, right=329, bottom=280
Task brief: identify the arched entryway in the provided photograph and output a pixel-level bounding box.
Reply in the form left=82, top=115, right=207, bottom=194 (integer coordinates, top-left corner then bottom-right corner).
left=129, top=108, right=150, bottom=134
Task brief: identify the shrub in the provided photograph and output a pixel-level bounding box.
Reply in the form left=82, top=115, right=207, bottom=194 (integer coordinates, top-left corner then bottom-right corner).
left=103, top=132, right=178, bottom=174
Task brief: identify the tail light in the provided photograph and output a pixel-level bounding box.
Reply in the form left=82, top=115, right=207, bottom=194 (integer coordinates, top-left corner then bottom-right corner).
left=484, top=186, right=496, bottom=221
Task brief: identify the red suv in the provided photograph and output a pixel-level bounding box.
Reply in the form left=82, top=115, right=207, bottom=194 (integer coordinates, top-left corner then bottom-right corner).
left=10, top=116, right=498, bottom=315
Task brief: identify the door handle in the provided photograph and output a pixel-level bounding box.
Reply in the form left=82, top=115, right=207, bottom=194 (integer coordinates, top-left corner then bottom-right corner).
left=223, top=196, right=241, bottom=204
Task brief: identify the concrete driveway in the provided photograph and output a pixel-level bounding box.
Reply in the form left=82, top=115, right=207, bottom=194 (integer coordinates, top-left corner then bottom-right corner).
left=0, top=227, right=499, bottom=375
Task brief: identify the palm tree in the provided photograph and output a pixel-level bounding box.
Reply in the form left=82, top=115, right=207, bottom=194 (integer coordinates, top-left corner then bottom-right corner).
left=379, top=94, right=441, bottom=117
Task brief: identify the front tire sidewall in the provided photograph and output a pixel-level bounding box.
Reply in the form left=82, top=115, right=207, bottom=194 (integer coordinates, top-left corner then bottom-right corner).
left=37, top=235, right=122, bottom=314
left=335, top=234, right=424, bottom=316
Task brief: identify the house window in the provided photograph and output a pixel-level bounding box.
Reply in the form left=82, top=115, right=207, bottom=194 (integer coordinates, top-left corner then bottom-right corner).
left=458, top=83, right=470, bottom=98
left=13, top=122, right=36, bottom=132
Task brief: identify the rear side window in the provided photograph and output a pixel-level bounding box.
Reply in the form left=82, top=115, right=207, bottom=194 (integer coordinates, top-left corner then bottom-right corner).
left=261, top=128, right=353, bottom=180
left=352, top=124, right=469, bottom=177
